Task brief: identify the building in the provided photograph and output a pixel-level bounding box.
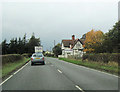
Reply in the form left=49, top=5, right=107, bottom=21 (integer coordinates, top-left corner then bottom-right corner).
left=59, top=35, right=84, bottom=58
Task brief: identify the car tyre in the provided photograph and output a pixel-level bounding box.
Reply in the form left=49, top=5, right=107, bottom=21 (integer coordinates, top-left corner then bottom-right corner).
left=31, top=62, right=34, bottom=66
left=43, top=61, right=45, bottom=65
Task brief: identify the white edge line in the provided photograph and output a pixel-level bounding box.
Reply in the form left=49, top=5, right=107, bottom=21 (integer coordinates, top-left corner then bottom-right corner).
left=57, top=69, right=62, bottom=73
left=0, top=75, right=13, bottom=86
left=0, top=61, right=29, bottom=86
left=75, top=85, right=84, bottom=92
left=14, top=62, right=29, bottom=75
left=60, top=60, right=120, bottom=78
left=13, top=68, right=21, bottom=75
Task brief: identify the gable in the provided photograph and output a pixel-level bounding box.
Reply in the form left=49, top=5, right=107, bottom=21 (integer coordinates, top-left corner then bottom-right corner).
left=72, top=40, right=83, bottom=49
left=62, top=39, right=83, bottom=49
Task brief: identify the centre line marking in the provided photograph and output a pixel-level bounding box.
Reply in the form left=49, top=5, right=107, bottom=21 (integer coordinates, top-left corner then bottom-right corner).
left=57, top=69, right=62, bottom=73
left=75, top=85, right=85, bottom=92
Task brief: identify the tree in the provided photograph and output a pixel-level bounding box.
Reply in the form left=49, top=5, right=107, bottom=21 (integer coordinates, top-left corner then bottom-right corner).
left=1, top=33, right=42, bottom=54
left=102, top=21, right=120, bottom=53
left=27, top=33, right=41, bottom=53
left=14, top=38, right=18, bottom=53
left=80, top=33, right=86, bottom=45
left=9, top=38, right=16, bottom=54
left=52, top=43, right=62, bottom=57
left=22, top=33, right=27, bottom=53
left=1, top=39, right=9, bottom=54
left=17, top=37, right=24, bottom=54
left=84, top=29, right=104, bottom=53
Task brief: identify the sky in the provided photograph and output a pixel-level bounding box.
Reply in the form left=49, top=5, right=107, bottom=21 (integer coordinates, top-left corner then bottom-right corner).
left=1, top=0, right=119, bottom=51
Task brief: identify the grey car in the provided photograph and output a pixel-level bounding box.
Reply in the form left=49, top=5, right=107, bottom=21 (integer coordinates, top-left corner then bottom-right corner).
left=31, top=52, right=45, bottom=65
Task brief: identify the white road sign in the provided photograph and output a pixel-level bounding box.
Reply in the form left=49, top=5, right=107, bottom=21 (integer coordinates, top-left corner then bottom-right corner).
left=35, top=46, right=43, bottom=53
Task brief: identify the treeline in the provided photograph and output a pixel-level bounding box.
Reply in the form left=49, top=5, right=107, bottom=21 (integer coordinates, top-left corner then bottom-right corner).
left=1, top=33, right=41, bottom=55
left=83, top=21, right=120, bottom=53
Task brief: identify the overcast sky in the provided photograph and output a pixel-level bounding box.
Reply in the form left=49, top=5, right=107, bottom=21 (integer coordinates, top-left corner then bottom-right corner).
left=1, top=0, right=119, bottom=51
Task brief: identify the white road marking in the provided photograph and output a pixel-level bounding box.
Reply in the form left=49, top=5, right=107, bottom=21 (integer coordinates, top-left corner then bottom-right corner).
left=14, top=62, right=29, bottom=75
left=75, top=85, right=85, bottom=92
left=0, top=75, right=13, bottom=86
left=0, top=62, right=29, bottom=86
left=57, top=69, right=62, bottom=73
left=13, top=68, right=22, bottom=75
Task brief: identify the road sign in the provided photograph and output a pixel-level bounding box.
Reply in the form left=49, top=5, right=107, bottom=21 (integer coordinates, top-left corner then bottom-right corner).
left=35, top=46, right=43, bottom=53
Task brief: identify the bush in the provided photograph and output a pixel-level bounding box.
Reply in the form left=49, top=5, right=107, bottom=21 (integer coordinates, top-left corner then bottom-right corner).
left=2, top=54, right=24, bottom=65
left=82, top=53, right=120, bottom=63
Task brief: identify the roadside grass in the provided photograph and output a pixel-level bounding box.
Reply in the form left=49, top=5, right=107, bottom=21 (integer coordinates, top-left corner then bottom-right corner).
left=2, top=57, right=30, bottom=78
left=45, top=56, right=57, bottom=58
left=59, top=58, right=119, bottom=76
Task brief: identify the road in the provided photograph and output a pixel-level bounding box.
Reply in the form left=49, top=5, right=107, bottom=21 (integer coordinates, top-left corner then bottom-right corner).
left=1, top=57, right=119, bottom=92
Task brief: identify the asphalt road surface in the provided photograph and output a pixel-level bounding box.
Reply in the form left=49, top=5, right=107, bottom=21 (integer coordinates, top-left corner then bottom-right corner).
left=1, top=57, right=119, bottom=92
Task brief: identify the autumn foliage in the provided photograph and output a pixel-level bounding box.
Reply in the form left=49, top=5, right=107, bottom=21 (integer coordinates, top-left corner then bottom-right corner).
left=84, top=29, right=104, bottom=53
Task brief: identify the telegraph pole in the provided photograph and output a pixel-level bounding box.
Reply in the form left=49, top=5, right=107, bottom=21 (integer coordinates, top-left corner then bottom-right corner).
left=50, top=47, right=51, bottom=52
left=54, top=40, right=55, bottom=47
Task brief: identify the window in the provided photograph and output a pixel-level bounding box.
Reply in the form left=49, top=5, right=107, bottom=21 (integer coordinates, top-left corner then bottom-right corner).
left=33, top=55, right=36, bottom=57
left=76, top=44, right=80, bottom=48
left=67, top=53, right=71, bottom=55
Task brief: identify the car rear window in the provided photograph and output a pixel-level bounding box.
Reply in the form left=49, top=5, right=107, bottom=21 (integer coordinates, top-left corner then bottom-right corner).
left=37, top=54, right=42, bottom=57
left=33, top=54, right=42, bottom=57
left=33, top=54, right=37, bottom=57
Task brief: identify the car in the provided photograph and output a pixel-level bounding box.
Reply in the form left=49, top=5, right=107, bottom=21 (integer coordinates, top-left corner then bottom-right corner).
left=31, top=52, right=45, bottom=65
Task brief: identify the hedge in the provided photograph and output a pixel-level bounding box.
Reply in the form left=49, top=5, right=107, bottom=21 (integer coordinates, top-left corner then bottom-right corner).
left=68, top=55, right=82, bottom=59
left=2, top=54, right=24, bottom=65
left=82, top=53, right=120, bottom=63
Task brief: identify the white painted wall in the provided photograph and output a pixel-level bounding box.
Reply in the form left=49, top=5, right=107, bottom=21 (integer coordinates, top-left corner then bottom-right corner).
left=73, top=41, right=83, bottom=50
left=60, top=41, right=84, bottom=58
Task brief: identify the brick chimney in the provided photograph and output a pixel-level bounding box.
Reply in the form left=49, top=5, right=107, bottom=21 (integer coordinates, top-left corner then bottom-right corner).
left=72, top=35, right=75, bottom=40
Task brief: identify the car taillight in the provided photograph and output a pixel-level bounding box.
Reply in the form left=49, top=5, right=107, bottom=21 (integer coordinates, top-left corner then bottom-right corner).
left=42, top=57, right=44, bottom=61
left=31, top=58, right=33, bottom=61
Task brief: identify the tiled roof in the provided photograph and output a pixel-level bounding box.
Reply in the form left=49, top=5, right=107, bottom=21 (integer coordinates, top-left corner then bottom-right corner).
left=62, top=39, right=83, bottom=48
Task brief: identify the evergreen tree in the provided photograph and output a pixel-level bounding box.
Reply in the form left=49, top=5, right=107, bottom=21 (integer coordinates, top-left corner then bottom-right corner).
left=27, top=33, right=41, bottom=53
left=1, top=39, right=9, bottom=54
left=103, top=21, right=120, bottom=53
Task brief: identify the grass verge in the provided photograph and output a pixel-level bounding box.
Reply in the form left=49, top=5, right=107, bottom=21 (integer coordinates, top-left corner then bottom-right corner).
left=1, top=57, right=30, bottom=78
left=59, top=58, right=119, bottom=76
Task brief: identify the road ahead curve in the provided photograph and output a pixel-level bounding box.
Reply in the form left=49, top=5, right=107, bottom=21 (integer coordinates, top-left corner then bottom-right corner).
left=2, top=57, right=119, bottom=92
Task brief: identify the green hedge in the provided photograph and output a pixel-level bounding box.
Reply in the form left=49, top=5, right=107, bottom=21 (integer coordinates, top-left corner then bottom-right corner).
left=2, top=54, right=24, bottom=65
left=68, top=55, right=82, bottom=59
left=82, top=53, right=120, bottom=63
